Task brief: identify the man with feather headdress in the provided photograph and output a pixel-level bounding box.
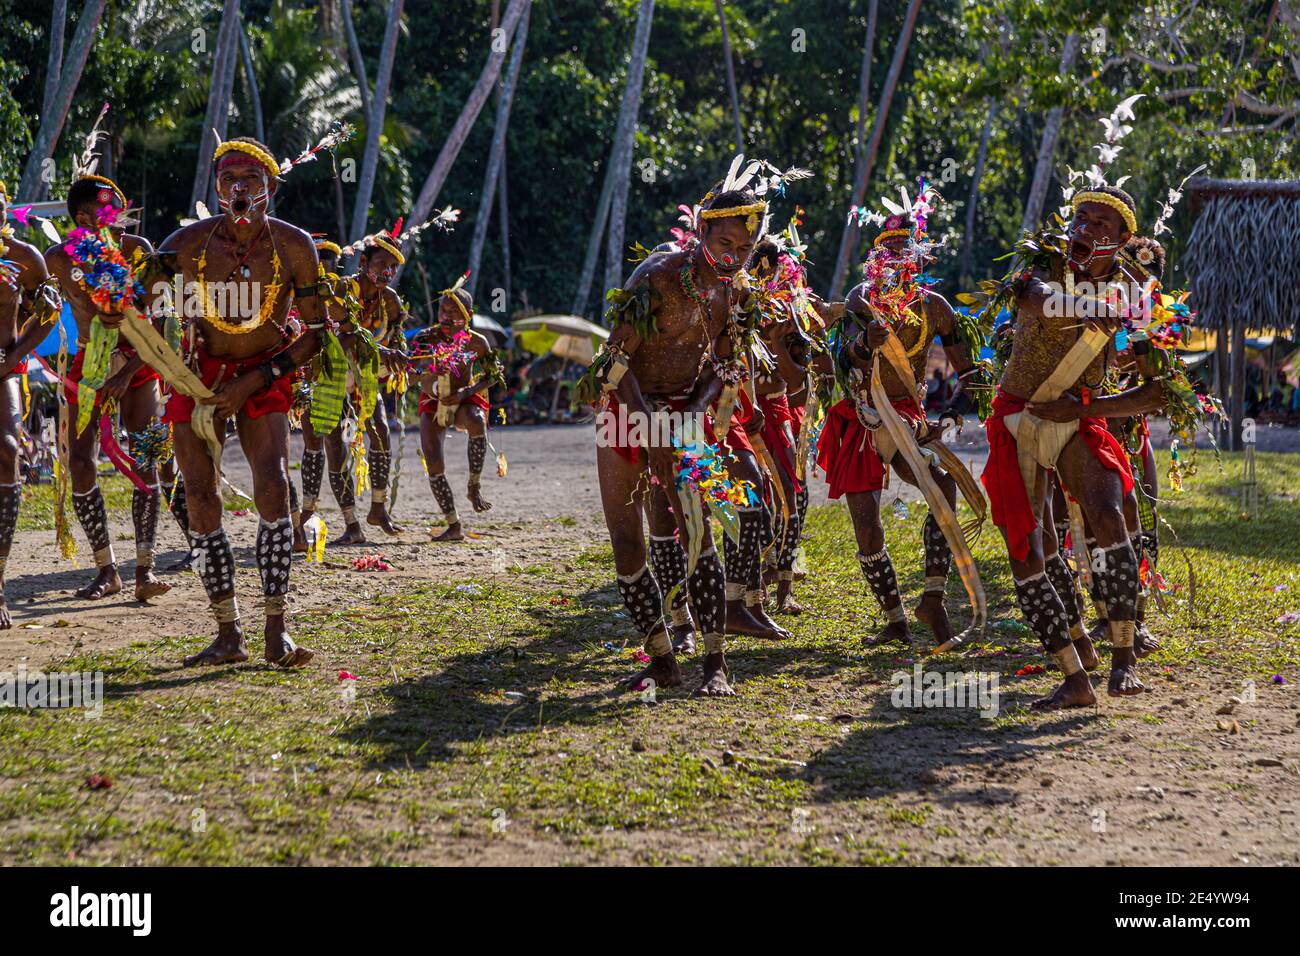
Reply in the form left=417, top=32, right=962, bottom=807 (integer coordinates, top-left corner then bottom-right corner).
left=101, top=135, right=326, bottom=668
left=579, top=154, right=809, bottom=696
left=0, top=178, right=62, bottom=628
left=42, top=171, right=172, bottom=604
left=819, top=185, right=991, bottom=652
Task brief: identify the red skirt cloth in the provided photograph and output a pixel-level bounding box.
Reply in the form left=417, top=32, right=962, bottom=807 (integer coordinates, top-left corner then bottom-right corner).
left=815, top=397, right=923, bottom=499
left=788, top=400, right=806, bottom=439
left=758, top=391, right=800, bottom=493
left=163, top=345, right=293, bottom=424
left=418, top=389, right=490, bottom=417
left=64, top=347, right=160, bottom=406
left=714, top=387, right=754, bottom=457
left=981, top=388, right=1135, bottom=561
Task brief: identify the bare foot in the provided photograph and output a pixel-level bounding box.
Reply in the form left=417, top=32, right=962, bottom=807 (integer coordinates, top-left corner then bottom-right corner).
left=292, top=519, right=309, bottom=554
left=914, top=593, right=954, bottom=648
left=366, top=503, right=405, bottom=535
left=467, top=482, right=493, bottom=514
left=619, top=651, right=682, bottom=691
left=761, top=565, right=779, bottom=588
left=1108, top=647, right=1145, bottom=696
left=1073, top=634, right=1100, bottom=671
left=265, top=619, right=314, bottom=668
left=694, top=652, right=735, bottom=697
left=775, top=581, right=806, bottom=615
left=672, top=626, right=697, bottom=655
left=431, top=521, right=465, bottom=542
left=183, top=625, right=249, bottom=667
left=332, top=522, right=367, bottom=546
left=77, top=567, right=123, bottom=601
left=864, top=618, right=910, bottom=648
left=725, top=601, right=789, bottom=639
left=0, top=596, right=10, bottom=630
left=1134, top=623, right=1160, bottom=659
left=1031, top=671, right=1097, bottom=710
left=134, top=569, right=171, bottom=602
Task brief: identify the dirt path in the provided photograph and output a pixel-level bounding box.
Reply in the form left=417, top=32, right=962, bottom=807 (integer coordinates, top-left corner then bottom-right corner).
left=0, top=424, right=1296, bottom=866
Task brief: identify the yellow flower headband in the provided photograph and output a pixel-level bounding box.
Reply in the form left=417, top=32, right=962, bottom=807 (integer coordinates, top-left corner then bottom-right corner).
left=873, top=227, right=911, bottom=247
left=368, top=233, right=406, bottom=265
left=1071, top=190, right=1137, bottom=234
left=700, top=201, right=768, bottom=236
left=440, top=270, right=472, bottom=323
left=213, top=140, right=282, bottom=178
left=314, top=240, right=342, bottom=258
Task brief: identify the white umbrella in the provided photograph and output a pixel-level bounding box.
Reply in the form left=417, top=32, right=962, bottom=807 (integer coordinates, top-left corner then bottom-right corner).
left=472, top=313, right=509, bottom=345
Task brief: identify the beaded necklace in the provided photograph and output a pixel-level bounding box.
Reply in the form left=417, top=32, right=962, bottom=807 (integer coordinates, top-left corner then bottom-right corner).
left=195, top=219, right=284, bottom=335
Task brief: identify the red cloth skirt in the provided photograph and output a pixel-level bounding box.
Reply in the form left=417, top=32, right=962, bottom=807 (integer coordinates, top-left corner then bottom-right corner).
left=163, top=345, right=293, bottom=424
left=981, top=388, right=1134, bottom=561
left=419, top=389, right=490, bottom=417
left=816, top=396, right=922, bottom=499
left=65, top=347, right=160, bottom=407
left=758, top=391, right=800, bottom=493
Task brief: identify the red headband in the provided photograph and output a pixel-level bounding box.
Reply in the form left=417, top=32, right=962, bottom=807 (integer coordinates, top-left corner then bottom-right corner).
left=216, top=152, right=276, bottom=180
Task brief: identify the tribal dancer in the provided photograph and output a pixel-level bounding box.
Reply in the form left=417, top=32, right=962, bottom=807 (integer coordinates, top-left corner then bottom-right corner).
left=43, top=175, right=170, bottom=601
left=295, top=237, right=363, bottom=548
left=817, top=194, right=990, bottom=650
left=979, top=180, right=1155, bottom=706
left=0, top=179, right=62, bottom=627
left=748, top=222, right=841, bottom=614
left=119, top=136, right=326, bottom=667
left=581, top=159, right=808, bottom=695
left=339, top=232, right=410, bottom=539
left=411, top=271, right=503, bottom=541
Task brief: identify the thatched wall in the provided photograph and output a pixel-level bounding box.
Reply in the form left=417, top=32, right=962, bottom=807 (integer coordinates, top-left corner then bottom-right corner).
left=1183, top=178, right=1300, bottom=335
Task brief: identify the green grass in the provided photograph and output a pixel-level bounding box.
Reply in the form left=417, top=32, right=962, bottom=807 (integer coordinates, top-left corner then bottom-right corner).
left=19, top=473, right=135, bottom=532
left=0, top=450, right=1296, bottom=865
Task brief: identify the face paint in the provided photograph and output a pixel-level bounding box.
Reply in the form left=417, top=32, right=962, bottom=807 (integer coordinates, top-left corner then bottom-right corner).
left=368, top=261, right=396, bottom=286
left=218, top=189, right=269, bottom=226
left=1066, top=224, right=1120, bottom=272
left=700, top=241, right=740, bottom=282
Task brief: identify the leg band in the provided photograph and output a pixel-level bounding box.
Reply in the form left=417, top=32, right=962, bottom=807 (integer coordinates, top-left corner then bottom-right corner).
left=857, top=548, right=903, bottom=618
left=685, top=547, right=725, bottom=638
left=165, top=476, right=192, bottom=543
left=0, top=482, right=21, bottom=563
left=617, top=564, right=670, bottom=654
left=256, top=516, right=293, bottom=605
left=1012, top=570, right=1072, bottom=654
left=702, top=632, right=726, bottom=654
left=73, top=487, right=114, bottom=566
left=300, top=449, right=324, bottom=511
left=922, top=513, right=951, bottom=582
left=467, top=435, right=487, bottom=478
left=648, top=534, right=689, bottom=620
left=132, top=484, right=161, bottom=569
left=1093, top=541, right=1139, bottom=622
left=428, top=474, right=458, bottom=524
left=328, top=468, right=355, bottom=512
left=1043, top=551, right=1082, bottom=629
left=1052, top=644, right=1084, bottom=676
left=193, top=528, right=238, bottom=620
left=370, top=449, right=391, bottom=492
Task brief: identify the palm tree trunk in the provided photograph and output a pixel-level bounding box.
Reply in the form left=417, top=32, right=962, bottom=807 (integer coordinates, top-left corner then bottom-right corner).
left=17, top=0, right=107, bottom=202
left=828, top=0, right=923, bottom=300
left=41, top=0, right=68, bottom=119
left=959, top=97, right=997, bottom=285
left=208, top=9, right=242, bottom=209
left=189, top=0, right=241, bottom=212
left=714, top=0, right=743, bottom=149
left=1018, top=32, right=1080, bottom=236
left=237, top=19, right=268, bottom=211
left=468, top=3, right=530, bottom=300
left=400, top=0, right=531, bottom=270
left=601, top=0, right=656, bottom=302
left=497, top=158, right=512, bottom=310
left=348, top=0, right=404, bottom=253
left=849, top=0, right=878, bottom=191
left=340, top=0, right=373, bottom=124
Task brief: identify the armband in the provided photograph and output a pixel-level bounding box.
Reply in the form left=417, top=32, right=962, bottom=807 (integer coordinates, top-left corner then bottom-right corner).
left=294, top=284, right=320, bottom=299
left=939, top=330, right=958, bottom=347
left=604, top=353, right=629, bottom=391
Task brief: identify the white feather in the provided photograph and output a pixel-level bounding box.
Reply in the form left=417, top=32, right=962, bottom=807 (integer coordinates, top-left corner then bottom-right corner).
left=196, top=201, right=212, bottom=220
left=40, top=218, right=61, bottom=243
left=721, top=154, right=745, bottom=193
